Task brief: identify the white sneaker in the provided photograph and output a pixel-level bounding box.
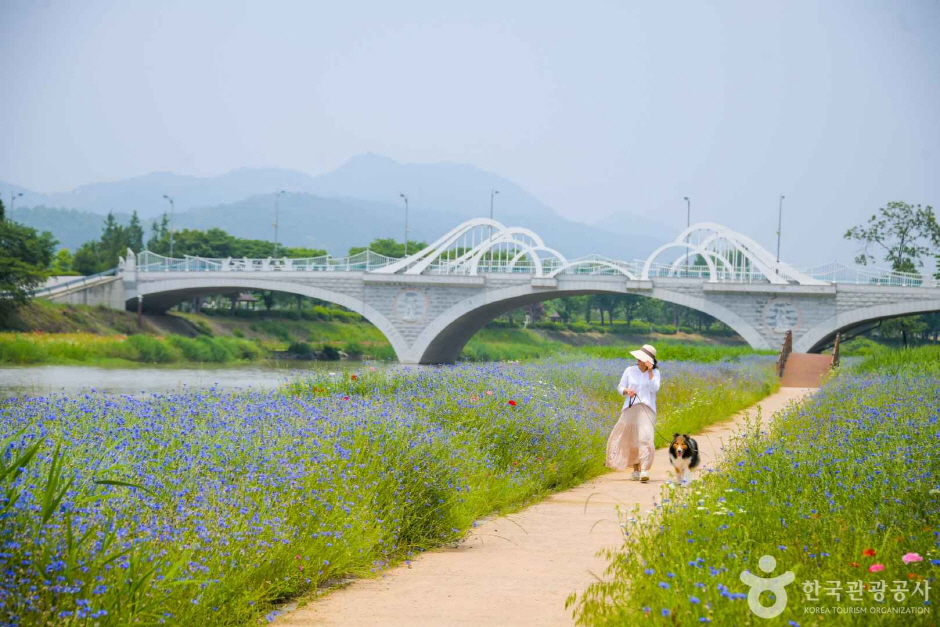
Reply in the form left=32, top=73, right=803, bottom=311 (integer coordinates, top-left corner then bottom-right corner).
left=639, top=471, right=649, bottom=483
left=631, top=470, right=640, bottom=481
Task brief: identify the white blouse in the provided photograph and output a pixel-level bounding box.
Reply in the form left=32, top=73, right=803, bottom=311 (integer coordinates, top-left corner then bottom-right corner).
left=616, top=365, right=661, bottom=413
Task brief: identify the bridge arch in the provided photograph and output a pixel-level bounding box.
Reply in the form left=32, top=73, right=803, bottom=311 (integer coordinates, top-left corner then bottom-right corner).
left=129, top=277, right=412, bottom=361
left=795, top=298, right=940, bottom=353
left=407, top=282, right=768, bottom=364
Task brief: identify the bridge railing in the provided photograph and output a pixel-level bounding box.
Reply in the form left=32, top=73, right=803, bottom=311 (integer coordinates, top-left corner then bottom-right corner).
left=135, top=250, right=400, bottom=273
left=31, top=267, right=119, bottom=297
left=129, top=250, right=938, bottom=287
left=798, top=262, right=937, bottom=287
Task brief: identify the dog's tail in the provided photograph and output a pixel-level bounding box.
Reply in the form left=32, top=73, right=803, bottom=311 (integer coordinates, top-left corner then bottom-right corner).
left=689, top=438, right=701, bottom=469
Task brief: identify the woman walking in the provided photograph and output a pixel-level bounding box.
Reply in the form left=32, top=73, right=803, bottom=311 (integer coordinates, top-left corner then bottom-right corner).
left=606, top=344, right=660, bottom=482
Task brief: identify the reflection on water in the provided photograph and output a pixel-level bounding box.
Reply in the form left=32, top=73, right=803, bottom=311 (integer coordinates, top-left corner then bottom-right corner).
left=0, top=361, right=399, bottom=399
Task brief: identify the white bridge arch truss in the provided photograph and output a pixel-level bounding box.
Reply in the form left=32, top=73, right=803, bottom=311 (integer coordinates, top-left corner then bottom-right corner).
left=125, top=218, right=935, bottom=288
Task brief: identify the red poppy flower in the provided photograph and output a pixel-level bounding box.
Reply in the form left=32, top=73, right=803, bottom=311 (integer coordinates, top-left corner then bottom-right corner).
left=342, top=395, right=350, bottom=401
left=863, top=548, right=876, bottom=557
left=508, top=400, right=517, bottom=406
left=351, top=374, right=357, bottom=380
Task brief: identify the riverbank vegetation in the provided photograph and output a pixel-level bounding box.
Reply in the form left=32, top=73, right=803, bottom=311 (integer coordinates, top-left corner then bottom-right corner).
left=0, top=354, right=777, bottom=626
left=571, top=345, right=939, bottom=625
left=1, top=298, right=768, bottom=366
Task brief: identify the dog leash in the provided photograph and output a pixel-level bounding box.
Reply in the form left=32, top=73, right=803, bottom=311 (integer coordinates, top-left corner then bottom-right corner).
left=624, top=379, right=674, bottom=445
left=624, top=370, right=697, bottom=450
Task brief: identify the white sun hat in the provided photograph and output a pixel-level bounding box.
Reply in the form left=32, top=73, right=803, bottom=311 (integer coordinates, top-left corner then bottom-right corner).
left=630, top=344, right=658, bottom=366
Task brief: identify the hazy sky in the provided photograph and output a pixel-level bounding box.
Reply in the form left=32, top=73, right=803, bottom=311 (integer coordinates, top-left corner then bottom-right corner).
left=2, top=0, right=939, bottom=266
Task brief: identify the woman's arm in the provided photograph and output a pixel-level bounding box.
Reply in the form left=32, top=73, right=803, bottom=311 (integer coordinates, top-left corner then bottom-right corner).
left=647, top=368, right=661, bottom=393
left=617, top=368, right=632, bottom=396
left=616, top=368, right=628, bottom=394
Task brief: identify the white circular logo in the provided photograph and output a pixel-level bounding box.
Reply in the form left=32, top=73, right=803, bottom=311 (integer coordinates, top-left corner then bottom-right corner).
left=762, top=299, right=800, bottom=334
left=396, top=290, right=428, bottom=323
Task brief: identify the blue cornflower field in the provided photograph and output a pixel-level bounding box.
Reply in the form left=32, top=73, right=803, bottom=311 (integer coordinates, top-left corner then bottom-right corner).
left=0, top=356, right=776, bottom=626
left=571, top=347, right=940, bottom=626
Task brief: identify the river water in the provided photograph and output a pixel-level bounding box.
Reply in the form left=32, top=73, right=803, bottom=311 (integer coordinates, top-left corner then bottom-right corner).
left=0, top=361, right=403, bottom=399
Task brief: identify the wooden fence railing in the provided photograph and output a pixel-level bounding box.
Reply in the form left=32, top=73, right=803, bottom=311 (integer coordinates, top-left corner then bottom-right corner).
left=776, top=329, right=793, bottom=377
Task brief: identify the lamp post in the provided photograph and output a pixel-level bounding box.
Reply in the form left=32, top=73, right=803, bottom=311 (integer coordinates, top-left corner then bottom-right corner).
left=9, top=192, right=23, bottom=214
left=776, top=195, right=785, bottom=267
left=273, top=190, right=286, bottom=258
left=400, top=193, right=409, bottom=256
left=684, top=196, right=691, bottom=275
left=162, top=194, right=175, bottom=258
left=488, top=190, right=499, bottom=270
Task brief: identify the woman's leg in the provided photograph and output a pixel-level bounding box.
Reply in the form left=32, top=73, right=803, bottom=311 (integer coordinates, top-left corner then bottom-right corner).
left=637, top=406, right=657, bottom=471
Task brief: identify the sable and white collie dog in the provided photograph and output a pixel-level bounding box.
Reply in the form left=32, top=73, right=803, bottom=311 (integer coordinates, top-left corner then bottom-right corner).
left=668, top=433, right=700, bottom=484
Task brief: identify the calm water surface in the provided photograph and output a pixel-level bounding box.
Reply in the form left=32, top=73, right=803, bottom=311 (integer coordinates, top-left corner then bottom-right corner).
left=0, top=361, right=406, bottom=398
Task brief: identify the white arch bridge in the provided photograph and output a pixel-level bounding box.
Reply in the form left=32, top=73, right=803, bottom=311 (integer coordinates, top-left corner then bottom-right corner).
left=42, top=219, right=940, bottom=363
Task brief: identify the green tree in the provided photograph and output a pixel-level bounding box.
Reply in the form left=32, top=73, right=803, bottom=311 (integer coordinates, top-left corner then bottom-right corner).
left=620, top=294, right=643, bottom=326
left=0, top=200, right=57, bottom=311
left=50, top=249, right=77, bottom=275
left=144, top=220, right=326, bottom=259
left=844, top=201, right=940, bottom=272
left=348, top=238, right=428, bottom=257
left=557, top=296, right=586, bottom=323
left=73, top=211, right=147, bottom=274
left=147, top=214, right=171, bottom=252
left=127, top=211, right=144, bottom=252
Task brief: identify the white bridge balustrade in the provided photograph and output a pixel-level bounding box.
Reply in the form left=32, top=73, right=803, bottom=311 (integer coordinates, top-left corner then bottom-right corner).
left=38, top=218, right=940, bottom=364
left=129, top=219, right=937, bottom=287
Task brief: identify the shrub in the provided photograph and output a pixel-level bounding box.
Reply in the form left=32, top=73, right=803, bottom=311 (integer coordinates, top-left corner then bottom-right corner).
left=320, top=344, right=341, bottom=360
left=0, top=335, right=45, bottom=364
left=190, top=318, right=214, bottom=336
left=344, top=341, right=364, bottom=357
left=123, top=335, right=179, bottom=363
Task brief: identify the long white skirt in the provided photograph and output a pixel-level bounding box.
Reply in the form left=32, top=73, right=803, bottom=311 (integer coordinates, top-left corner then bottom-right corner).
left=605, top=403, right=656, bottom=471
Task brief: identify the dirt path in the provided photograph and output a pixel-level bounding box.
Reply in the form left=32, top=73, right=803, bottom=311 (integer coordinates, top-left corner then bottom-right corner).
left=275, top=387, right=816, bottom=627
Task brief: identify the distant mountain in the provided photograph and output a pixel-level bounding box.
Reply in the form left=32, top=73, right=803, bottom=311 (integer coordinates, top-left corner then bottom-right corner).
left=11, top=206, right=134, bottom=251
left=1, top=168, right=318, bottom=219
left=3, top=154, right=680, bottom=258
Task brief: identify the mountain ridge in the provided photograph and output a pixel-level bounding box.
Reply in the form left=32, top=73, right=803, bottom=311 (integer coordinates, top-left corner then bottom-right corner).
left=4, top=154, right=676, bottom=259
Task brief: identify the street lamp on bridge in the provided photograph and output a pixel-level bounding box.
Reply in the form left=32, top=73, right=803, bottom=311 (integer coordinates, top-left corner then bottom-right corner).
left=684, top=196, right=691, bottom=275
left=489, top=190, right=500, bottom=269
left=162, top=195, right=175, bottom=258
left=400, top=193, right=409, bottom=256
left=273, top=190, right=286, bottom=258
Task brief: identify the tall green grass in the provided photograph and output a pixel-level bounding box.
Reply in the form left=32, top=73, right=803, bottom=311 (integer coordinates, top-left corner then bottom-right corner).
left=0, top=332, right=261, bottom=365
left=579, top=342, right=776, bottom=364
left=851, top=343, right=940, bottom=375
